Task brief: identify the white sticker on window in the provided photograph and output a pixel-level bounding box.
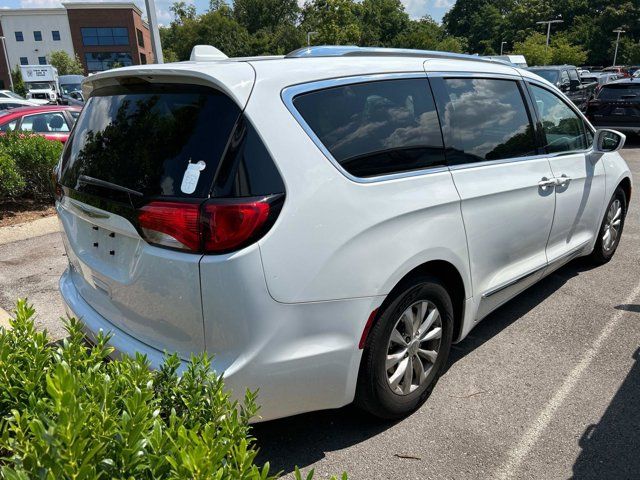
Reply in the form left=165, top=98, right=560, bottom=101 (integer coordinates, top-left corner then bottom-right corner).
left=180, top=160, right=206, bottom=194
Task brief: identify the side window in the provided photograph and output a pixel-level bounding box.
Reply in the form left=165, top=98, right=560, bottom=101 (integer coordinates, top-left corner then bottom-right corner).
left=560, top=70, right=570, bottom=86
left=292, top=78, right=445, bottom=178
left=0, top=120, right=17, bottom=132
left=20, top=113, right=70, bottom=133
left=530, top=84, right=587, bottom=154
left=433, top=78, right=537, bottom=164
left=568, top=69, right=579, bottom=83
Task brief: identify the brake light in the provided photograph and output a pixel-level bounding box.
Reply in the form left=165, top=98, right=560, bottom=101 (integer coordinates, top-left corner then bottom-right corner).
left=138, top=201, right=201, bottom=251
left=137, top=196, right=279, bottom=254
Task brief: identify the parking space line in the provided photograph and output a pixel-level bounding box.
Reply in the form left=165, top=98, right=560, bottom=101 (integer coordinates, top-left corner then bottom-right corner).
left=0, top=306, right=13, bottom=330
left=494, top=280, right=640, bottom=480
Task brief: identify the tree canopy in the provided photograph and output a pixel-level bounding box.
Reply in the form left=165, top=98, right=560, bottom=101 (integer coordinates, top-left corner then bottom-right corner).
left=159, top=0, right=640, bottom=67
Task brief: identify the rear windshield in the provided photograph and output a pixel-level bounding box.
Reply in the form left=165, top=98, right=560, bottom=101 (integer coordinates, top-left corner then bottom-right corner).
left=598, top=84, right=640, bottom=101
left=60, top=83, right=241, bottom=200
left=530, top=69, right=558, bottom=83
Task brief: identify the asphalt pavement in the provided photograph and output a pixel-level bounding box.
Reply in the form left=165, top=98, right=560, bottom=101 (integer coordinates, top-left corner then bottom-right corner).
left=1, top=143, right=639, bottom=479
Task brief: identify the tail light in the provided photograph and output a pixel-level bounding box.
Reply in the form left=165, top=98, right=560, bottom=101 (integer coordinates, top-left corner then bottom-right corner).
left=137, top=195, right=282, bottom=254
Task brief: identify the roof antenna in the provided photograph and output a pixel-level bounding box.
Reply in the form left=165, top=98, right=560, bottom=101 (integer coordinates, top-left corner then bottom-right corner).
left=190, top=45, right=228, bottom=62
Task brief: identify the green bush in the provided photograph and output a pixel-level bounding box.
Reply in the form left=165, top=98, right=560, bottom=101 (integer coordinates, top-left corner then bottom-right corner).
left=0, top=132, right=62, bottom=199
left=0, top=300, right=346, bottom=479
left=0, top=153, right=25, bottom=198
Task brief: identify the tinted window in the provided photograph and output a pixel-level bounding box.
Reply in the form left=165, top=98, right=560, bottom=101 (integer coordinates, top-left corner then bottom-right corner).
left=81, top=27, right=129, bottom=46
left=531, top=69, right=558, bottom=83
left=20, top=112, right=69, bottom=133
left=568, top=69, right=579, bottom=82
left=0, top=120, right=17, bottom=132
left=293, top=78, right=444, bottom=178
left=530, top=84, right=587, bottom=153
left=52, top=30, right=60, bottom=41
left=15, top=32, right=23, bottom=42
left=60, top=84, right=241, bottom=200
left=598, top=84, right=640, bottom=101
left=19, top=57, right=28, bottom=65
left=433, top=78, right=536, bottom=164
left=38, top=56, right=47, bottom=65
left=33, top=31, right=42, bottom=41
left=85, top=52, right=132, bottom=72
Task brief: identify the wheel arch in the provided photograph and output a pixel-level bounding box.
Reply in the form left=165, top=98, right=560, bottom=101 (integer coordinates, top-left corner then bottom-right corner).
left=619, top=176, right=632, bottom=206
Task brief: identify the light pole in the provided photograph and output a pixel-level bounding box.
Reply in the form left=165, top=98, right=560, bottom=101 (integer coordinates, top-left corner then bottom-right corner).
left=0, top=36, right=13, bottom=92
left=144, top=0, right=164, bottom=63
left=613, top=28, right=625, bottom=67
left=500, top=41, right=507, bottom=56
left=307, top=31, right=318, bottom=47
left=536, top=19, right=563, bottom=65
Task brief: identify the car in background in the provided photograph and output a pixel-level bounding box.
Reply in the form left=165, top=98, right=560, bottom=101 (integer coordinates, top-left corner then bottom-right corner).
left=0, top=105, right=81, bottom=142
left=0, top=98, right=37, bottom=111
left=586, top=78, right=640, bottom=134
left=634, top=70, right=640, bottom=78
left=0, top=90, right=25, bottom=100
left=528, top=65, right=596, bottom=110
left=602, top=66, right=630, bottom=78
left=485, top=54, right=528, bottom=67
left=581, top=72, right=619, bottom=95
left=59, top=75, right=86, bottom=106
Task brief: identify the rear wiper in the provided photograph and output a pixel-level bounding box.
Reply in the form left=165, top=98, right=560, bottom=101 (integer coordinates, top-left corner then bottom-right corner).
left=78, top=175, right=143, bottom=197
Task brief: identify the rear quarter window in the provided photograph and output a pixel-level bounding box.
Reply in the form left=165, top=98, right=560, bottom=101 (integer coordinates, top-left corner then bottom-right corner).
left=292, top=78, right=445, bottom=178
left=60, top=83, right=241, bottom=200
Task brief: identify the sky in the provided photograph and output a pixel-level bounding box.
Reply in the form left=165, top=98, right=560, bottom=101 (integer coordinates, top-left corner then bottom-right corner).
left=1, top=0, right=456, bottom=27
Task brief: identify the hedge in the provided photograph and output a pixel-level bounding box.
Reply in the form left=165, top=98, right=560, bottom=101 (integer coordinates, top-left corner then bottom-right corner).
left=0, top=132, right=63, bottom=199
left=0, top=300, right=346, bottom=480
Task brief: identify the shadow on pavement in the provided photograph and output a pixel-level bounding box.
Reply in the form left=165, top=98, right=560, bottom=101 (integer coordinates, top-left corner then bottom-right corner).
left=254, top=259, right=596, bottom=474
left=572, top=347, right=640, bottom=479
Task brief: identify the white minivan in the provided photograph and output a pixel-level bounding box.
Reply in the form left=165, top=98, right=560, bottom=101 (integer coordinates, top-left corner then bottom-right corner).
left=56, top=46, right=631, bottom=421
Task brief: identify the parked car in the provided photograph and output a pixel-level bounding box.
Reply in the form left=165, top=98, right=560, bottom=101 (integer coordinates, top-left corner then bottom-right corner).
left=581, top=72, right=619, bottom=95
left=634, top=70, right=640, bottom=78
left=586, top=78, right=640, bottom=134
left=0, top=105, right=81, bottom=142
left=0, top=90, right=25, bottom=100
left=59, top=74, right=86, bottom=106
left=54, top=45, right=631, bottom=422
left=602, top=66, right=630, bottom=78
left=528, top=65, right=597, bottom=110
left=0, top=98, right=37, bottom=111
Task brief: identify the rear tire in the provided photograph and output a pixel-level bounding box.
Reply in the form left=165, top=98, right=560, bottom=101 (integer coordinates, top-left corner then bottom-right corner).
left=355, top=276, right=454, bottom=419
left=588, top=187, right=627, bottom=265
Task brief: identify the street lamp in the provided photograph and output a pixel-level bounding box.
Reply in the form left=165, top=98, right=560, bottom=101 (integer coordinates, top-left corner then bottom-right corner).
left=500, top=41, right=507, bottom=56
left=144, top=0, right=164, bottom=63
left=536, top=19, right=564, bottom=47
left=307, top=31, right=318, bottom=47
left=0, top=36, right=14, bottom=92
left=613, top=28, right=625, bottom=67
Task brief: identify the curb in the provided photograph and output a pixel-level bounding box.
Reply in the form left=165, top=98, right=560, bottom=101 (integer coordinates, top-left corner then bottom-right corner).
left=0, top=215, right=59, bottom=246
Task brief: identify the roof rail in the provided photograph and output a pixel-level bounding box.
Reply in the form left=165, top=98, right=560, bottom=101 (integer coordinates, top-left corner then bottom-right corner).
left=285, top=45, right=503, bottom=64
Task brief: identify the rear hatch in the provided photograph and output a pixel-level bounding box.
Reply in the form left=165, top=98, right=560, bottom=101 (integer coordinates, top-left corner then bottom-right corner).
left=57, top=79, right=246, bottom=358
left=587, top=83, right=640, bottom=127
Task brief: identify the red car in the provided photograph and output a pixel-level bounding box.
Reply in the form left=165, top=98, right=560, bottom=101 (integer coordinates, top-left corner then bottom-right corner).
left=602, top=66, right=631, bottom=78
left=0, top=105, right=82, bottom=143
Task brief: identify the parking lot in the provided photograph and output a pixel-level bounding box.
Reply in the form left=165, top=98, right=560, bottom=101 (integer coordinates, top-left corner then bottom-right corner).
left=1, top=143, right=639, bottom=479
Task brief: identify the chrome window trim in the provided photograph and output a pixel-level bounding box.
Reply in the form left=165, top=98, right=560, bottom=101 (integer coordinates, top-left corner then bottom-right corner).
left=447, top=153, right=550, bottom=171
left=424, top=70, right=523, bottom=81
left=281, top=72, right=450, bottom=184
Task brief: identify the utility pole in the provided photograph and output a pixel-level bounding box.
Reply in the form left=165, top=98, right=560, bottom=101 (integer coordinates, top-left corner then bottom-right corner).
left=500, top=41, right=507, bottom=56
left=536, top=19, right=563, bottom=65
left=0, top=36, right=13, bottom=92
left=613, top=28, right=625, bottom=67
left=144, top=0, right=164, bottom=63
left=307, top=31, right=318, bottom=47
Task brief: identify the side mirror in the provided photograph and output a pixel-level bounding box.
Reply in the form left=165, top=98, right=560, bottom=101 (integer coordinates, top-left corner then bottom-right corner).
left=570, top=79, right=581, bottom=89
left=594, top=129, right=626, bottom=153
left=559, top=82, right=570, bottom=92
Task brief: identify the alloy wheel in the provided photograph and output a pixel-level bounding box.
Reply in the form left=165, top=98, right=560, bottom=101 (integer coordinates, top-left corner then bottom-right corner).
left=602, top=198, right=622, bottom=252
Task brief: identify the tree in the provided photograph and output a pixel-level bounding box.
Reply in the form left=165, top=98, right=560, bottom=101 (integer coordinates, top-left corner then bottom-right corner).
left=48, top=50, right=84, bottom=75
left=234, top=0, right=299, bottom=34
left=393, top=16, right=442, bottom=50
left=551, top=36, right=587, bottom=65
left=10, top=66, right=26, bottom=97
left=513, top=32, right=552, bottom=66
left=359, top=0, right=409, bottom=46
left=301, top=0, right=361, bottom=45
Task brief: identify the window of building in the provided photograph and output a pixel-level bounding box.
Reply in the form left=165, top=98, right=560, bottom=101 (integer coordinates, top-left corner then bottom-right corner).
left=84, top=52, right=133, bottom=72
left=431, top=78, right=537, bottom=165
left=529, top=84, right=588, bottom=153
left=136, top=28, right=144, bottom=48
left=15, top=31, right=24, bottom=42
left=81, top=27, right=129, bottom=46
left=19, top=57, right=28, bottom=65
left=38, top=56, right=47, bottom=65
left=140, top=53, right=147, bottom=65
left=52, top=30, right=61, bottom=41
left=34, top=31, right=42, bottom=41
left=293, top=78, right=445, bottom=178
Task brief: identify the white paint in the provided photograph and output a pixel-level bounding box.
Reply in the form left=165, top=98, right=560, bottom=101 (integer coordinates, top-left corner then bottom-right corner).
left=0, top=9, right=74, bottom=70
left=494, top=280, right=640, bottom=480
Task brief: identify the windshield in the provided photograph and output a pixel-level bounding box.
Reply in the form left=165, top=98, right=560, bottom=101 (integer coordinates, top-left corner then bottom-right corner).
left=61, top=83, right=82, bottom=95
left=27, top=82, right=53, bottom=90
left=598, top=84, right=640, bottom=101
left=59, top=83, right=241, bottom=201
left=531, top=70, right=558, bottom=83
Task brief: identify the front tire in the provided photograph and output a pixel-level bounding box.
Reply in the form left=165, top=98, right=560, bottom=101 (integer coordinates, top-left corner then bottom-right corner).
left=588, top=187, right=627, bottom=265
left=355, top=276, right=454, bottom=419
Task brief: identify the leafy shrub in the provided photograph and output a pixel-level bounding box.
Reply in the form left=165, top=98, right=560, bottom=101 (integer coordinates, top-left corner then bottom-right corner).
left=0, top=300, right=346, bottom=479
left=0, top=132, right=62, bottom=199
left=0, top=153, right=25, bottom=198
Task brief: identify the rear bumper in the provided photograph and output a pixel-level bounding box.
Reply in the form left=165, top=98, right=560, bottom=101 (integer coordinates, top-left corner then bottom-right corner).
left=59, top=267, right=384, bottom=421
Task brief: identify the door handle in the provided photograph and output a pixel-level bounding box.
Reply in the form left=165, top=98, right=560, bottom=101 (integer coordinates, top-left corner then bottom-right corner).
left=538, top=177, right=557, bottom=189
left=555, top=174, right=571, bottom=187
